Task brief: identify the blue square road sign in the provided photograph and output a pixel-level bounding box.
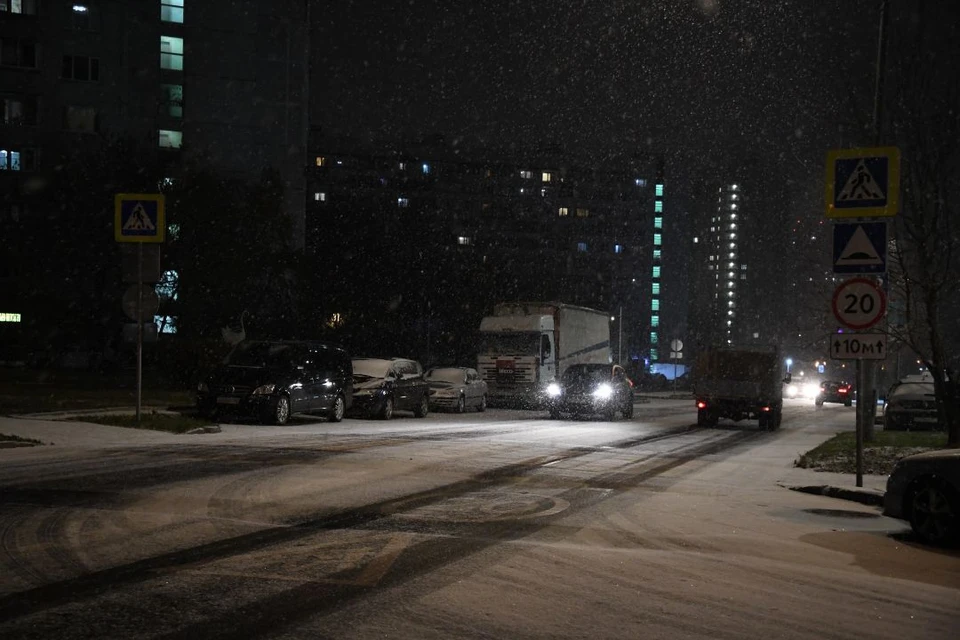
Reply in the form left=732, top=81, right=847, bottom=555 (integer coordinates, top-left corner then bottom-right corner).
left=115, top=194, right=165, bottom=243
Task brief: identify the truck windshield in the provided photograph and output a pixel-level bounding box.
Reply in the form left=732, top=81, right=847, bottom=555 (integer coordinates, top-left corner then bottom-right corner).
left=478, top=332, right=540, bottom=355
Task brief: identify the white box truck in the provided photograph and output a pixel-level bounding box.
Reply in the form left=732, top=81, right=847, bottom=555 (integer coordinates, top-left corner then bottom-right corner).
left=477, top=302, right=611, bottom=407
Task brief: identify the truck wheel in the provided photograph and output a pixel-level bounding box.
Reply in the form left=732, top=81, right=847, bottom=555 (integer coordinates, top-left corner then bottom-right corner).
left=697, top=408, right=716, bottom=427
left=549, top=407, right=562, bottom=419
left=758, top=413, right=769, bottom=430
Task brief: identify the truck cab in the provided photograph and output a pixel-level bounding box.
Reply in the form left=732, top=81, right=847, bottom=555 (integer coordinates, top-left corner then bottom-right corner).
left=477, top=313, right=556, bottom=407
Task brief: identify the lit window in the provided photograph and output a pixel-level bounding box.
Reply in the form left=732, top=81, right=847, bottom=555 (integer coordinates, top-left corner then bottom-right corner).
left=161, top=0, right=184, bottom=23
left=158, top=129, right=182, bottom=148
left=614, top=244, right=623, bottom=254
left=422, top=163, right=430, bottom=174
left=650, top=332, right=659, bottom=344
left=154, top=315, right=178, bottom=334
left=693, top=237, right=699, bottom=244
left=731, top=194, right=738, bottom=200
left=0, top=312, right=21, bottom=322
left=731, top=184, right=738, bottom=190
left=728, top=300, right=735, bottom=307
left=651, top=315, right=660, bottom=327
left=540, top=188, right=547, bottom=197
left=654, top=200, right=663, bottom=213
left=542, top=171, right=552, bottom=182
left=155, top=270, right=179, bottom=301
left=73, top=5, right=88, bottom=13
left=397, top=197, right=409, bottom=208
left=577, top=242, right=587, bottom=252
left=652, top=282, right=660, bottom=295
left=654, top=233, right=662, bottom=246
left=167, top=223, right=180, bottom=240
left=740, top=274, right=747, bottom=280
left=326, top=313, right=344, bottom=329
left=729, top=243, right=735, bottom=249
left=160, top=36, right=184, bottom=71
left=728, top=310, right=734, bottom=316
left=730, top=203, right=737, bottom=210
left=653, top=249, right=662, bottom=260
left=650, top=349, right=659, bottom=361
left=3, top=1, right=38, bottom=14
left=458, top=236, right=472, bottom=246
left=635, top=178, right=646, bottom=187
left=399, top=161, right=406, bottom=170
left=520, top=170, right=532, bottom=179
left=655, top=184, right=664, bottom=196
left=728, top=252, right=735, bottom=258
left=652, top=266, right=661, bottom=278
left=654, top=216, right=663, bottom=229
left=558, top=206, right=569, bottom=217
left=161, top=84, right=183, bottom=117
left=576, top=208, right=589, bottom=218
left=61, top=55, right=100, bottom=81
left=651, top=299, right=660, bottom=311
left=313, top=192, right=326, bottom=202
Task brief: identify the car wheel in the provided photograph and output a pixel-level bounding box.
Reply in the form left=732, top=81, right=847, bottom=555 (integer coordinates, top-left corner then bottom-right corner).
left=379, top=396, right=394, bottom=420
left=328, top=394, right=345, bottom=423
left=456, top=394, right=465, bottom=414
left=758, top=413, right=769, bottom=430
left=844, top=400, right=852, bottom=407
left=477, top=394, right=487, bottom=412
left=815, top=397, right=824, bottom=407
left=413, top=394, right=429, bottom=418
left=266, top=395, right=290, bottom=425
left=908, top=477, right=960, bottom=546
left=603, top=407, right=617, bottom=421
left=622, top=398, right=634, bottom=419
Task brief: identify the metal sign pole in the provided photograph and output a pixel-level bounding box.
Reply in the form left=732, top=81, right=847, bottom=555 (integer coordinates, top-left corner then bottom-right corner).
left=137, top=241, right=143, bottom=427
left=856, top=359, right=863, bottom=487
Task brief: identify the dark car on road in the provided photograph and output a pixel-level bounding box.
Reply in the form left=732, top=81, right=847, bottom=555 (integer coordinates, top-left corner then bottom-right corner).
left=815, top=380, right=853, bottom=407
left=545, top=363, right=634, bottom=420
left=883, top=448, right=960, bottom=546
left=350, top=357, right=430, bottom=419
left=197, top=340, right=353, bottom=425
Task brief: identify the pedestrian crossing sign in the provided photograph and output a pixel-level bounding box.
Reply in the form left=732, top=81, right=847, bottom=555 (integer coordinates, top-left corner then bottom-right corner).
left=825, top=147, right=899, bottom=218
left=115, top=193, right=165, bottom=243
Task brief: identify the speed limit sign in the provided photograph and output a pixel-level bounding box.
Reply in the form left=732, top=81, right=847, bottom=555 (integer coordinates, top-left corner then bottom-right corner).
left=832, top=277, right=886, bottom=329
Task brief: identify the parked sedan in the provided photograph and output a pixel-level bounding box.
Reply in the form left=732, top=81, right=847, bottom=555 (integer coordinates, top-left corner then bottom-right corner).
left=883, top=449, right=960, bottom=545
left=545, top=363, right=634, bottom=420
left=350, top=357, right=430, bottom=419
left=883, top=381, right=939, bottom=430
left=426, top=366, right=487, bottom=412
left=196, top=340, right=353, bottom=425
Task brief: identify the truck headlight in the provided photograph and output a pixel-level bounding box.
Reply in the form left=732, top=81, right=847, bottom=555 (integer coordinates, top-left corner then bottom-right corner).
left=593, top=383, right=613, bottom=399
left=252, top=384, right=276, bottom=395
left=546, top=383, right=561, bottom=397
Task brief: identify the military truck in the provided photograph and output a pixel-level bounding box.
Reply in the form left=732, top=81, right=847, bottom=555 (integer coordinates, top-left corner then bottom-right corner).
left=692, top=345, right=791, bottom=430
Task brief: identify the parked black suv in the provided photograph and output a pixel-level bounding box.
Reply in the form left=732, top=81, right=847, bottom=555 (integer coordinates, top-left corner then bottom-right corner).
left=815, top=380, right=853, bottom=407
left=197, top=340, right=353, bottom=425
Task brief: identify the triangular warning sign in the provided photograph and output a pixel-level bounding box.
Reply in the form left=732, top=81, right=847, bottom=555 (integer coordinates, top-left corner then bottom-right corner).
left=837, top=160, right=885, bottom=202
left=836, top=226, right=883, bottom=266
left=122, top=203, right=156, bottom=231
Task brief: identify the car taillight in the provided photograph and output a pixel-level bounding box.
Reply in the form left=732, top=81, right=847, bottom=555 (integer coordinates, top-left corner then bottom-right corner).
left=697, top=401, right=707, bottom=409
left=762, top=406, right=771, bottom=412
left=839, top=388, right=848, bottom=394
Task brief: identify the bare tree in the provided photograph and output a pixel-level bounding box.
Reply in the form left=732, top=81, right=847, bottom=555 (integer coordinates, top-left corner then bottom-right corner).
left=885, top=0, right=960, bottom=445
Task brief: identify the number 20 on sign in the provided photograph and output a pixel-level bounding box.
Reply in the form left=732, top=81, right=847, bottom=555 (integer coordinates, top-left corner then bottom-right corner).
left=831, top=277, right=886, bottom=330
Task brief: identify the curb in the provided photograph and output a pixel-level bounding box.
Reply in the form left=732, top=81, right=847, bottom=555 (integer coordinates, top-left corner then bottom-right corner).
left=788, top=484, right=885, bottom=507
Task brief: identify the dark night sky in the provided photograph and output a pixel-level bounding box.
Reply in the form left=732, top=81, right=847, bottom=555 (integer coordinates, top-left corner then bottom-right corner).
left=311, top=0, right=890, bottom=332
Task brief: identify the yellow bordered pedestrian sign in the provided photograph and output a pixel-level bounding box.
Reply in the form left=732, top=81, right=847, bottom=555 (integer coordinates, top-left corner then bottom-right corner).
left=825, top=146, right=900, bottom=218
left=115, top=193, right=165, bottom=243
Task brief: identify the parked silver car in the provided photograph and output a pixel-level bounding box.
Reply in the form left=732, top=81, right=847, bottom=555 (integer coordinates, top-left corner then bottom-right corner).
left=426, top=366, right=488, bottom=413
left=883, top=449, right=960, bottom=546
left=883, top=381, right=939, bottom=430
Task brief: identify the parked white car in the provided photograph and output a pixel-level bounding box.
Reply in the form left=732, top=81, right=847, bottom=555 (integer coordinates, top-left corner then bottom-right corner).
left=426, top=367, right=487, bottom=413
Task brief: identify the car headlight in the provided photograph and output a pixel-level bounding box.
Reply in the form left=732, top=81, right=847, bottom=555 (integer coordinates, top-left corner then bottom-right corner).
left=546, top=383, right=562, bottom=397
left=785, top=384, right=799, bottom=398
left=593, top=383, right=613, bottom=399
left=197, top=381, right=209, bottom=393
left=802, top=383, right=820, bottom=398
left=252, top=384, right=276, bottom=395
